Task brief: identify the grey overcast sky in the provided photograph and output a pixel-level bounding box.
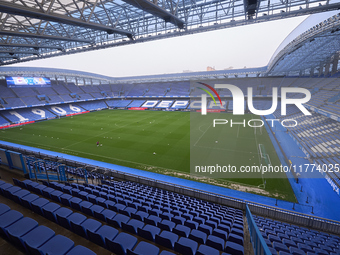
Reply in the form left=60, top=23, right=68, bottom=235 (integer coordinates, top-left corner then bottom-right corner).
left=10, top=13, right=332, bottom=78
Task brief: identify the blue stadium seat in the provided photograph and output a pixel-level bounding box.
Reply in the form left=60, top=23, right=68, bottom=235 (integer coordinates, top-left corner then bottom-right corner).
left=42, top=202, right=61, bottom=222
left=206, top=235, right=225, bottom=251
left=21, top=193, right=39, bottom=210
left=171, top=216, right=185, bottom=225
left=145, top=215, right=162, bottom=226
left=26, top=182, right=39, bottom=192
left=60, top=193, right=73, bottom=207
left=268, top=234, right=281, bottom=243
left=159, top=251, right=176, bottom=255
left=212, top=228, right=228, bottom=240
left=68, top=212, right=87, bottom=232
left=42, top=187, right=55, bottom=198
left=225, top=241, right=244, bottom=255
left=106, top=232, right=138, bottom=255
left=155, top=230, right=179, bottom=250
left=72, top=218, right=101, bottom=239
left=127, top=241, right=160, bottom=255
left=66, top=245, right=97, bottom=255
left=104, top=200, right=116, bottom=210
left=78, top=191, right=89, bottom=200
left=231, top=227, right=244, bottom=238
left=122, top=219, right=144, bottom=235
left=198, top=224, right=213, bottom=235
left=174, top=237, right=198, bottom=255
left=12, top=189, right=30, bottom=204
left=228, top=233, right=244, bottom=246
left=123, top=207, right=138, bottom=217
left=131, top=210, right=149, bottom=221
left=94, top=208, right=116, bottom=222
left=158, top=219, right=176, bottom=231
left=217, top=223, right=231, bottom=234
left=312, top=248, right=329, bottom=255
left=33, top=184, right=48, bottom=195
left=37, top=234, right=74, bottom=255
left=189, top=229, right=207, bottom=244
left=0, top=210, right=23, bottom=237
left=205, top=220, right=218, bottom=229
left=70, top=197, right=82, bottom=211
left=182, top=213, right=193, bottom=221
left=297, top=243, right=314, bottom=253
left=289, top=246, right=306, bottom=255
left=55, top=207, right=73, bottom=228
left=4, top=186, right=21, bottom=199
left=192, top=216, right=205, bottom=224
left=5, top=217, right=39, bottom=248
left=173, top=224, right=191, bottom=238
left=31, top=198, right=50, bottom=215
left=71, top=188, right=81, bottom=197
left=63, top=186, right=73, bottom=194
left=21, top=179, right=33, bottom=189
left=23, top=225, right=55, bottom=254
left=107, top=213, right=129, bottom=228
left=50, top=190, right=63, bottom=202
left=137, top=224, right=161, bottom=242
left=95, top=196, right=106, bottom=205
left=87, top=225, right=119, bottom=248
left=273, top=241, right=290, bottom=253
left=90, top=204, right=104, bottom=216
left=184, top=220, right=198, bottom=230
left=80, top=201, right=94, bottom=215
left=196, top=244, right=220, bottom=255
left=114, top=203, right=127, bottom=213
left=0, top=203, right=10, bottom=215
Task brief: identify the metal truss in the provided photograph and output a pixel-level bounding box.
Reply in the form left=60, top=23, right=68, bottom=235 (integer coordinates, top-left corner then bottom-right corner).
left=267, top=12, right=340, bottom=75
left=1, top=0, right=340, bottom=66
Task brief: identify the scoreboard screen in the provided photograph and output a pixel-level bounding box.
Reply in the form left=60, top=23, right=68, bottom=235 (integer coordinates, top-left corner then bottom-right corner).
left=6, top=76, right=51, bottom=87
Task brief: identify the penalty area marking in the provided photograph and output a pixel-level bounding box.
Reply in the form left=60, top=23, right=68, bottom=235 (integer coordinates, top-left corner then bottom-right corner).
left=194, top=123, right=213, bottom=147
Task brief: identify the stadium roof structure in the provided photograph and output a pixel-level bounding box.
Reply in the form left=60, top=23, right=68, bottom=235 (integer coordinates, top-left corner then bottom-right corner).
left=267, top=12, right=340, bottom=76
left=1, top=0, right=340, bottom=66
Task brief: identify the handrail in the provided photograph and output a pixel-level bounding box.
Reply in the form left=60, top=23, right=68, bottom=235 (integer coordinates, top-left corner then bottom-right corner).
left=246, top=204, right=272, bottom=255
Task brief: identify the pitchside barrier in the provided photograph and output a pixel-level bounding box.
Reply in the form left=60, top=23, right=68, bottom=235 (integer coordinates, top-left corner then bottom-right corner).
left=1, top=143, right=340, bottom=237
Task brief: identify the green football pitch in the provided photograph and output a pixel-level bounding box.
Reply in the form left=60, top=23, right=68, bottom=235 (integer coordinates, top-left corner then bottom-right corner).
left=0, top=109, right=296, bottom=202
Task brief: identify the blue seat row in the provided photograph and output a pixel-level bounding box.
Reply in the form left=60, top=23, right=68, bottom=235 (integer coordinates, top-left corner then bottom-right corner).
left=13, top=178, right=245, bottom=255
left=0, top=201, right=95, bottom=255
left=254, top=215, right=340, bottom=255
left=4, top=179, right=165, bottom=255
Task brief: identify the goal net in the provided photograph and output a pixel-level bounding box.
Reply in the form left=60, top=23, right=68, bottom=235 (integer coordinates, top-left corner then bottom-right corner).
left=259, top=144, right=271, bottom=166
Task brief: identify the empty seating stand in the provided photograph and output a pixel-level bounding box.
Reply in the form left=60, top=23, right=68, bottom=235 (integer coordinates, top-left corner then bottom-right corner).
left=254, top=215, right=340, bottom=255
left=0, top=201, right=95, bottom=255
left=9, top=178, right=246, bottom=255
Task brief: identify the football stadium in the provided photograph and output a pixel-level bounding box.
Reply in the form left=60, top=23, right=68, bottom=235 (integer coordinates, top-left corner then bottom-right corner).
left=0, top=0, right=340, bottom=254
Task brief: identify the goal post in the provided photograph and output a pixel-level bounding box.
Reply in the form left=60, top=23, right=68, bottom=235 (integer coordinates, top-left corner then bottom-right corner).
left=259, top=144, right=271, bottom=166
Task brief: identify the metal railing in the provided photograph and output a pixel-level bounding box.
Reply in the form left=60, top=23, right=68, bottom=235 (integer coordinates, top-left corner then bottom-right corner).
left=246, top=204, right=272, bottom=255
